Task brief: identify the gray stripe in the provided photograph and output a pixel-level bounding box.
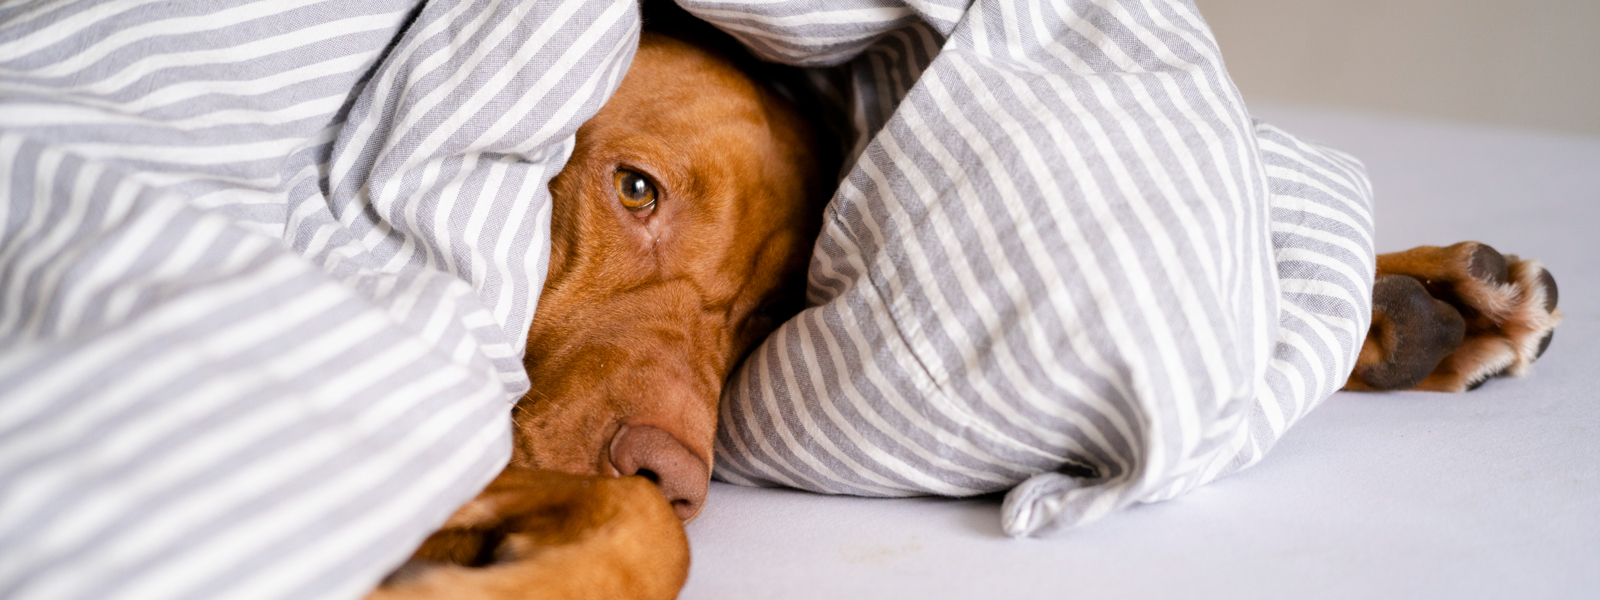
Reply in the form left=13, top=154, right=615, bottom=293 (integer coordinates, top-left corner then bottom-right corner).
left=0, top=0, right=639, bottom=597
left=706, top=0, right=1374, bottom=537
left=1, top=0, right=1379, bottom=596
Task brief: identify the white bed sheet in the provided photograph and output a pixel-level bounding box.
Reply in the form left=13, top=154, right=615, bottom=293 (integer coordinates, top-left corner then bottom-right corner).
left=679, top=104, right=1600, bottom=599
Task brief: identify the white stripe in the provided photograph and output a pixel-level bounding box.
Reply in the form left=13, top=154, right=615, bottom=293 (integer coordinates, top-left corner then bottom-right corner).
left=690, top=6, right=914, bottom=28
left=326, top=0, right=488, bottom=191
left=899, top=72, right=1133, bottom=458
left=0, top=0, right=337, bottom=69
left=1, top=160, right=102, bottom=337
left=0, top=96, right=346, bottom=130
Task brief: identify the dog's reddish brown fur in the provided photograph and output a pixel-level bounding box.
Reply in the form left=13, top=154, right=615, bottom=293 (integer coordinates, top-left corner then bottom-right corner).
left=514, top=31, right=820, bottom=513
left=371, top=31, right=822, bottom=600
left=370, top=469, right=689, bottom=600
left=1347, top=242, right=1560, bottom=392
left=373, top=26, right=1560, bottom=600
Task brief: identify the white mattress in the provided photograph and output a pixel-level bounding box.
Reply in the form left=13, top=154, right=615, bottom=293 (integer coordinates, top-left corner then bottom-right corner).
left=680, top=104, right=1600, bottom=599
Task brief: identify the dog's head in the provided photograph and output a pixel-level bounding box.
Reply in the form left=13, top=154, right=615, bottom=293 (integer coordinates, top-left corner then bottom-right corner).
left=515, top=32, right=825, bottom=521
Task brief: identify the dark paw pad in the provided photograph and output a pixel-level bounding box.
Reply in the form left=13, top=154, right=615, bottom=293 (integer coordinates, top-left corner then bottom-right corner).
left=1467, top=243, right=1509, bottom=285
left=1536, top=330, right=1554, bottom=359
left=1536, top=269, right=1558, bottom=313
left=1359, top=275, right=1467, bottom=390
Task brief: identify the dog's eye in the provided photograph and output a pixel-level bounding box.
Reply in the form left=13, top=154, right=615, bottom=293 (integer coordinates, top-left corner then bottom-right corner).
left=614, top=169, right=657, bottom=212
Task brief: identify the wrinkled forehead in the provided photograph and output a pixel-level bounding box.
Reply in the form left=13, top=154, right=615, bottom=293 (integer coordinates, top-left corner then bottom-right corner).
left=593, top=39, right=775, bottom=152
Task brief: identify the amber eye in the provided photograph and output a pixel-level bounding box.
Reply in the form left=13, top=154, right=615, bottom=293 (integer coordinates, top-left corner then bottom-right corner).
left=614, top=169, right=657, bottom=212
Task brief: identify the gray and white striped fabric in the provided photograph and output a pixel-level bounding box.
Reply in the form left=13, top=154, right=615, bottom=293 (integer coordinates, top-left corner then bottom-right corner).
left=0, top=0, right=1372, bottom=597
left=699, top=0, right=1377, bottom=536
left=0, top=0, right=637, bottom=598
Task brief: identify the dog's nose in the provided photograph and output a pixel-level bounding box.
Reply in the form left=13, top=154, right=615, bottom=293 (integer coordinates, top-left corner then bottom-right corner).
left=608, top=424, right=708, bottom=521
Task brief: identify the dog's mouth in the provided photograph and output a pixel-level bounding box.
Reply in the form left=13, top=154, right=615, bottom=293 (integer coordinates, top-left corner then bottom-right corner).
left=515, top=316, right=723, bottom=522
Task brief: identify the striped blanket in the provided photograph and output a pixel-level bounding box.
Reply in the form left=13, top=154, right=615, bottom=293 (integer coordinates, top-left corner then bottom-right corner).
left=0, top=0, right=1373, bottom=599
left=704, top=0, right=1376, bottom=535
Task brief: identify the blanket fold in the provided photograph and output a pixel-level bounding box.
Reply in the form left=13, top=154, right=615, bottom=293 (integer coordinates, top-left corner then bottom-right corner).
left=0, top=1, right=1373, bottom=598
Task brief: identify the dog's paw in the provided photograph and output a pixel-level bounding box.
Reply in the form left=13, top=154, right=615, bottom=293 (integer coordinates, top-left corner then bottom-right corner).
left=1345, top=242, right=1561, bottom=392
left=370, top=469, right=689, bottom=600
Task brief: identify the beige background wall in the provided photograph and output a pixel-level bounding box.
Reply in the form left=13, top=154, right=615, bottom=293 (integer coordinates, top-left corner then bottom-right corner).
left=1195, top=0, right=1600, bottom=137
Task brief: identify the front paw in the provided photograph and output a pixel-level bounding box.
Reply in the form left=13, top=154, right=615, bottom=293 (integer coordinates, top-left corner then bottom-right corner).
left=370, top=469, right=689, bottom=600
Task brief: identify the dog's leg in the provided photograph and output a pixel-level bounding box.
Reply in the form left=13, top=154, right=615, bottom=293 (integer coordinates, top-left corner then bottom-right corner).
left=1345, top=242, right=1561, bottom=392
left=367, top=468, right=689, bottom=600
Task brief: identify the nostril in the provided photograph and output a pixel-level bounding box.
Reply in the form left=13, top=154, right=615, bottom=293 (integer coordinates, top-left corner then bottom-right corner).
left=609, top=424, right=709, bottom=522
left=636, top=468, right=661, bottom=484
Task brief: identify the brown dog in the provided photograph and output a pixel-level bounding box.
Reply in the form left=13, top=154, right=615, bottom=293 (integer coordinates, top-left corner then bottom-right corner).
left=372, top=25, right=1561, bottom=600
left=370, top=30, right=823, bottom=600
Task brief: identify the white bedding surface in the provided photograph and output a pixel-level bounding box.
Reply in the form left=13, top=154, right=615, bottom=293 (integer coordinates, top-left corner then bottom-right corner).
left=680, top=105, right=1600, bottom=599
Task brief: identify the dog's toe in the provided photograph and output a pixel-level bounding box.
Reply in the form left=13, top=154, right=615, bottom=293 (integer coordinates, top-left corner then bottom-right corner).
left=1413, top=336, right=1518, bottom=392
left=1500, top=260, right=1563, bottom=372
left=1467, top=243, right=1509, bottom=286
left=1536, top=267, right=1559, bottom=313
